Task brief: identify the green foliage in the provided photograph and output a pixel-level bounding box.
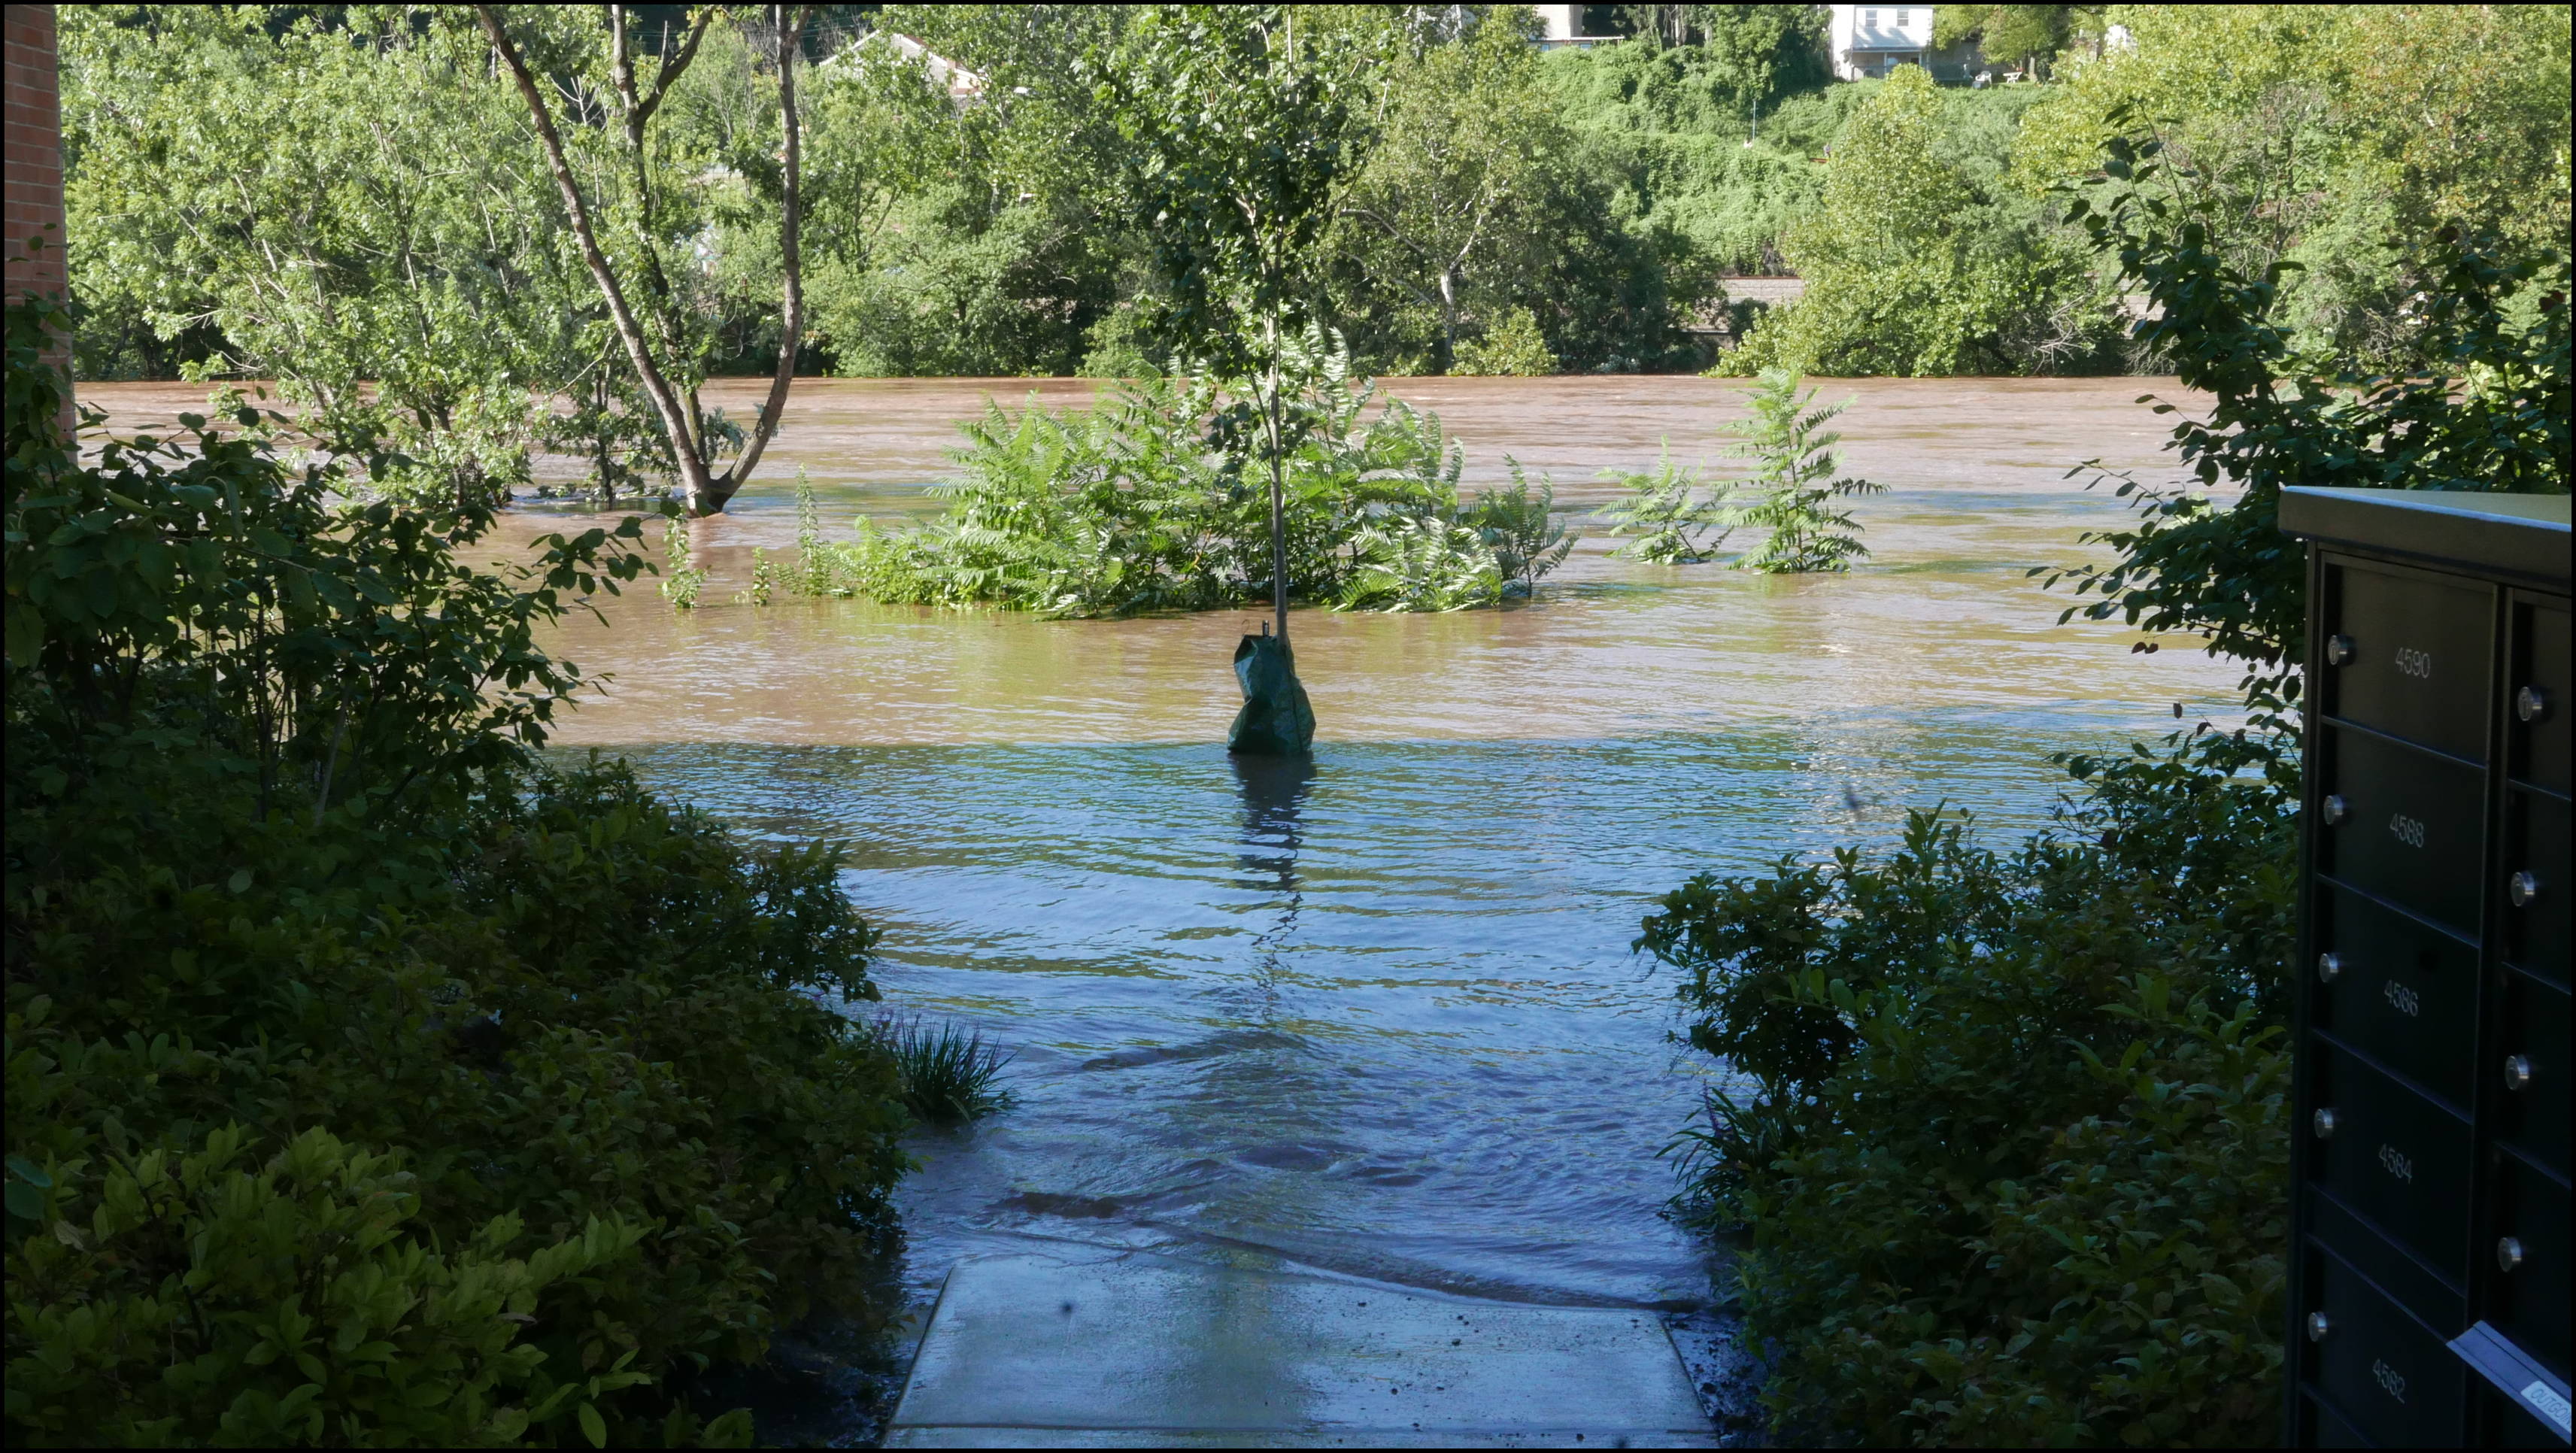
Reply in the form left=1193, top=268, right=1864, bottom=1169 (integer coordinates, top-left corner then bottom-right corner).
left=5, top=299, right=909, bottom=1446
left=1727, top=65, right=2124, bottom=377
left=1645, top=727, right=2298, bottom=1445
left=831, top=335, right=1543, bottom=616
left=1934, top=5, right=2106, bottom=77
left=59, top=6, right=676, bottom=505
left=65, top=5, right=2568, bottom=396
left=1087, top=5, right=1360, bottom=380
left=1462, top=460, right=1576, bottom=598
left=659, top=516, right=708, bottom=611
left=1449, top=308, right=1558, bottom=377
left=875, top=1018, right=1017, bottom=1124
left=1716, top=369, right=1883, bottom=572
left=1597, top=446, right=1731, bottom=563
left=1331, top=17, right=1567, bottom=374
left=1338, top=515, right=1503, bottom=614
left=2012, top=5, right=2570, bottom=372
left=2047, top=150, right=2570, bottom=714
left=1645, top=93, right=2566, bottom=1443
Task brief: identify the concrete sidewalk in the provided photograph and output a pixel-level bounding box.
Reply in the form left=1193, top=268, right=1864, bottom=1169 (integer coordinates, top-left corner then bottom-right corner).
left=885, top=1252, right=1717, bottom=1448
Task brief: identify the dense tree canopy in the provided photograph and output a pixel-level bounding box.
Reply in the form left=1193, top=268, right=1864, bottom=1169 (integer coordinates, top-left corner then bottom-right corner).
left=58, top=2, right=2575, bottom=429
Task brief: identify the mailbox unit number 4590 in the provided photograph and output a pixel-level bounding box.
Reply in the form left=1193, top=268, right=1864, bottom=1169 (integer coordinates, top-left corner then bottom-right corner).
left=2392, top=646, right=2434, bottom=680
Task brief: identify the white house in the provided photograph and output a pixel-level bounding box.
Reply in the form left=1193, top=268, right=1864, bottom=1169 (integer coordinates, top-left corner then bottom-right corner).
left=1530, top=5, right=1614, bottom=50
left=1826, top=4, right=1935, bottom=80
left=831, top=30, right=985, bottom=105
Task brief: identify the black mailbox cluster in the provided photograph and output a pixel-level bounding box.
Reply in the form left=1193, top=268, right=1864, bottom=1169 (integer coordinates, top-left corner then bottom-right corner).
left=2281, top=487, right=2571, bottom=1447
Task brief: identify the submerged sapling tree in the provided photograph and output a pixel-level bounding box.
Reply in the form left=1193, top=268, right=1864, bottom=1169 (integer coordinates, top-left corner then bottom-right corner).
left=1598, top=444, right=1734, bottom=563
left=1466, top=458, right=1576, bottom=596
left=1719, top=369, right=1883, bottom=573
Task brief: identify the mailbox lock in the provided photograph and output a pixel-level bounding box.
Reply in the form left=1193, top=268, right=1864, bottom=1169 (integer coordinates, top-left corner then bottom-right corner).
left=2317, top=952, right=2343, bottom=983
left=2321, top=795, right=2350, bottom=826
left=2307, top=1312, right=2333, bottom=1342
left=2519, top=685, right=2551, bottom=723
left=2509, top=870, right=2541, bottom=908
left=2326, top=635, right=2357, bottom=667
left=2312, top=1109, right=2338, bottom=1139
left=2505, top=1054, right=2534, bottom=1091
left=2498, top=1237, right=2526, bottom=1273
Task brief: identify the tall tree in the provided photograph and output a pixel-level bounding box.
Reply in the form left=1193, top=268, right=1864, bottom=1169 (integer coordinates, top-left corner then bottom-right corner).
left=1335, top=16, right=1563, bottom=373
left=1932, top=5, right=2104, bottom=79
left=475, top=3, right=811, bottom=516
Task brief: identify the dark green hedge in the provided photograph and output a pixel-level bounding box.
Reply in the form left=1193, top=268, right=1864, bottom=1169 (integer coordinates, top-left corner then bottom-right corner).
left=5, top=299, right=909, bottom=1447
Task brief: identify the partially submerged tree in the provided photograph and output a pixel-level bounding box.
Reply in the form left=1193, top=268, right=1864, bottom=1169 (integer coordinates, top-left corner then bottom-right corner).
left=1086, top=4, right=1361, bottom=642
left=1718, top=369, right=1883, bottom=573
left=475, top=3, right=811, bottom=516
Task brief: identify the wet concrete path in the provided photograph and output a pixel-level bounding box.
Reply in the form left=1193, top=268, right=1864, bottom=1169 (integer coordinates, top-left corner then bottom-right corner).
left=886, top=1252, right=1713, bottom=1447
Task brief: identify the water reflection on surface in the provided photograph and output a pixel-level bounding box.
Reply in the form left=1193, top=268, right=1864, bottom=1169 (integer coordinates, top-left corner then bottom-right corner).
left=78, top=375, right=2239, bottom=1318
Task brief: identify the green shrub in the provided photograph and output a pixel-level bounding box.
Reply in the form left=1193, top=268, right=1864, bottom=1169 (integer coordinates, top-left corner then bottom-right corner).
left=1462, top=460, right=1576, bottom=598
left=1715, top=369, right=1883, bottom=574
left=1643, top=129, right=2564, bottom=1448
left=1450, top=308, right=1558, bottom=377
left=1644, top=728, right=2298, bottom=1446
left=818, top=332, right=1540, bottom=617
left=1597, top=444, right=1731, bottom=563
left=1720, top=67, right=2123, bottom=378
left=5, top=298, right=910, bottom=1446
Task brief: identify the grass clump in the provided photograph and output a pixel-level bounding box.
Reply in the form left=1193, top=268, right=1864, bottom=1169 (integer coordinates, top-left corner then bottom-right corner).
left=877, top=1018, right=1016, bottom=1124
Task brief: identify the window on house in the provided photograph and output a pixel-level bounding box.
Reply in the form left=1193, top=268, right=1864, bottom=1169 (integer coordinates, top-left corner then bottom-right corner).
left=1896, top=8, right=1910, bottom=25
left=1864, top=8, right=1879, bottom=27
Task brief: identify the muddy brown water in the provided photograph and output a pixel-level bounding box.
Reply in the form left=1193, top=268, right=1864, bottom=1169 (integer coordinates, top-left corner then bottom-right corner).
left=84, top=374, right=2237, bottom=1405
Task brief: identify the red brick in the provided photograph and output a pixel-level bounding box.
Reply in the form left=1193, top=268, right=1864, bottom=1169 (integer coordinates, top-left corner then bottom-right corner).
left=3, top=4, right=70, bottom=403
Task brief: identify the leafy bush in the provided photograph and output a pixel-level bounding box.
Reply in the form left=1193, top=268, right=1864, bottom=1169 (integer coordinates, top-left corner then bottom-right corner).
left=1646, top=728, right=2298, bottom=1446
left=1597, top=446, right=1732, bottom=563
left=5, top=299, right=910, bottom=1446
left=812, top=333, right=1562, bottom=617
left=1449, top=307, right=1558, bottom=377
left=1642, top=128, right=2566, bottom=1447
left=1716, top=369, right=1883, bottom=573
left=1463, top=460, right=1576, bottom=598
left=1722, top=67, right=2124, bottom=378
left=1337, top=514, right=1505, bottom=613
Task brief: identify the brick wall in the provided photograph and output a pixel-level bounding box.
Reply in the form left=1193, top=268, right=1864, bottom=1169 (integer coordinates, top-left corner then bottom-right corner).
left=4, top=2, right=71, bottom=396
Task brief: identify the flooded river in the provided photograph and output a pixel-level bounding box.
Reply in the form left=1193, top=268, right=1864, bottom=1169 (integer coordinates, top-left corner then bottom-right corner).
left=90, top=373, right=2238, bottom=1403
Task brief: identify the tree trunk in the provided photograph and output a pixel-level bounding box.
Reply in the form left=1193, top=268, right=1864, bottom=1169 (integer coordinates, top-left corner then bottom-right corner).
left=1438, top=268, right=1458, bottom=374
left=476, top=4, right=808, bottom=518
left=1264, top=315, right=1288, bottom=643
left=712, top=2, right=809, bottom=516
